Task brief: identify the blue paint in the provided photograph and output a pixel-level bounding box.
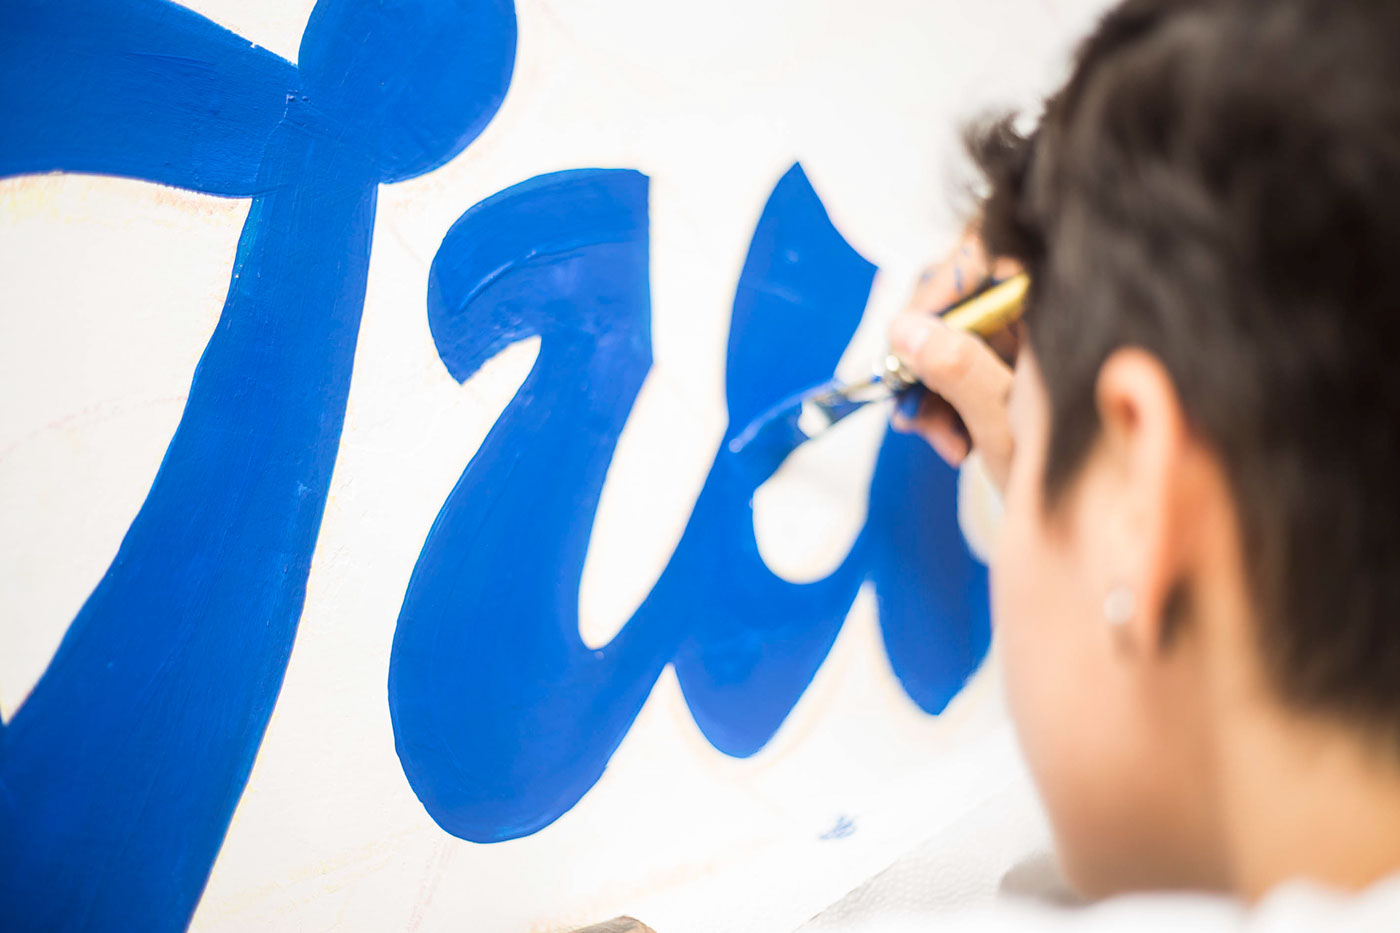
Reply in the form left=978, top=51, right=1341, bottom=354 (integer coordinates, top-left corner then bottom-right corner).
left=655, top=165, right=881, bottom=757
left=724, top=375, right=871, bottom=477
left=300, top=0, right=516, bottom=183
left=0, top=0, right=295, bottom=195
left=3, top=0, right=986, bottom=913
left=0, top=1, right=515, bottom=929
left=819, top=815, right=857, bottom=840
left=389, top=163, right=990, bottom=844
left=896, top=385, right=928, bottom=421
left=725, top=376, right=832, bottom=455
left=391, top=168, right=659, bottom=843
left=868, top=432, right=991, bottom=714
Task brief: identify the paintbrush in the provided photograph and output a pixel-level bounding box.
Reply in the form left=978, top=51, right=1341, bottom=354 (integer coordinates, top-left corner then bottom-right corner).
left=727, top=273, right=1029, bottom=468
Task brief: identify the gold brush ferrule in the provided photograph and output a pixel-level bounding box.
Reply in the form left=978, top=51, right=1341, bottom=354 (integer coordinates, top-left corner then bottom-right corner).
left=872, top=273, right=1029, bottom=399
left=939, top=273, right=1030, bottom=337
left=753, top=272, right=1032, bottom=446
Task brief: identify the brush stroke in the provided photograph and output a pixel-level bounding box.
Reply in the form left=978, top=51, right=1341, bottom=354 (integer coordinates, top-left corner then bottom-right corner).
left=0, top=1, right=515, bottom=929
left=389, top=163, right=990, bottom=844
left=0, top=0, right=296, bottom=196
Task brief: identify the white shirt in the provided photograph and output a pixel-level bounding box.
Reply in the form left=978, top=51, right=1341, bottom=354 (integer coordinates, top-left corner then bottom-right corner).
left=843, top=875, right=1400, bottom=932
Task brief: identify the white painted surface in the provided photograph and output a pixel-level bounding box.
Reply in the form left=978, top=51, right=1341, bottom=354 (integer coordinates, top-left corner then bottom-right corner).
left=0, top=1, right=1114, bottom=929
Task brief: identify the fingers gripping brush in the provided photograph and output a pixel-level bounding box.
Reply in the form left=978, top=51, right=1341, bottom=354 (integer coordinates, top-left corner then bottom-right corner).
left=726, top=273, right=1029, bottom=477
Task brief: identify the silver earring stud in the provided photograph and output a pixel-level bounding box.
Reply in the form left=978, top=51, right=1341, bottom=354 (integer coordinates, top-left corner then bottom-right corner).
left=1103, top=585, right=1136, bottom=627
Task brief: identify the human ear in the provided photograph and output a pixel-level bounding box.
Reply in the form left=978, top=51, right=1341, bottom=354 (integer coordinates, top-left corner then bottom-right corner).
left=1092, top=348, right=1190, bottom=656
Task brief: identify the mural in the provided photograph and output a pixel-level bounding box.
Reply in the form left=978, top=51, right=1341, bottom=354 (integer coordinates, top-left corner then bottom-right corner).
left=0, top=0, right=516, bottom=928
left=0, top=0, right=990, bottom=928
left=391, top=164, right=988, bottom=843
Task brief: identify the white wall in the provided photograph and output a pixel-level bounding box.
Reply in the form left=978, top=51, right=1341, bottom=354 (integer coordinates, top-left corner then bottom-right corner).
left=0, top=1, right=1113, bottom=929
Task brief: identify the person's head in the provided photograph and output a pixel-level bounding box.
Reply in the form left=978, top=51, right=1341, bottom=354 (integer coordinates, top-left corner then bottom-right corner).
left=976, top=0, right=1400, bottom=898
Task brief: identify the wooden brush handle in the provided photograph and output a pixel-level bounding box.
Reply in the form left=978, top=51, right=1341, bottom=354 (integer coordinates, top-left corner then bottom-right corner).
left=567, top=918, right=656, bottom=933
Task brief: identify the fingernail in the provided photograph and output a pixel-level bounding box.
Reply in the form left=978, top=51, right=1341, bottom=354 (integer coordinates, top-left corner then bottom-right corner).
left=928, top=430, right=961, bottom=465
left=890, top=313, right=936, bottom=358
left=895, top=386, right=926, bottom=421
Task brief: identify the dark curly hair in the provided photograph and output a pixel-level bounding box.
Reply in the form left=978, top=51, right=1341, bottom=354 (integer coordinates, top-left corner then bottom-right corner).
left=970, top=0, right=1400, bottom=737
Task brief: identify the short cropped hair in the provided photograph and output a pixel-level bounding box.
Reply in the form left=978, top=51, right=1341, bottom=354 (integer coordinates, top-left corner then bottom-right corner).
left=971, top=0, right=1400, bottom=738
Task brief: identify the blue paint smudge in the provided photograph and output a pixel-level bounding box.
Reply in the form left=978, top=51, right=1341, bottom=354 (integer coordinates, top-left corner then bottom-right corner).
left=389, top=163, right=989, bottom=844
left=0, top=1, right=515, bottom=929
left=819, top=814, right=857, bottom=840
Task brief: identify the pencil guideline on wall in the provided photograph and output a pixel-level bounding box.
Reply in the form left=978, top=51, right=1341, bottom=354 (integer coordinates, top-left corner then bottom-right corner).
left=0, top=0, right=988, bottom=928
